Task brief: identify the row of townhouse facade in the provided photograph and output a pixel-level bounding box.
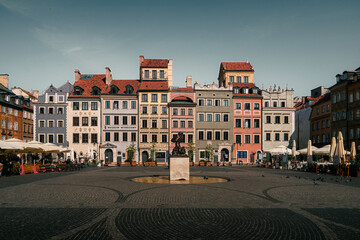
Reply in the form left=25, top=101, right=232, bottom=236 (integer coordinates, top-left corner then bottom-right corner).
left=33, top=56, right=295, bottom=164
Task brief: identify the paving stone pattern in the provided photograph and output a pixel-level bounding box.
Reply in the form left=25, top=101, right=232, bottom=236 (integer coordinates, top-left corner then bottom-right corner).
left=0, top=166, right=359, bottom=240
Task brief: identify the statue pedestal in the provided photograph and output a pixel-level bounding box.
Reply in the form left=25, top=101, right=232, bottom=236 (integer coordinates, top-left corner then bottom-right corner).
left=170, top=157, right=189, bottom=181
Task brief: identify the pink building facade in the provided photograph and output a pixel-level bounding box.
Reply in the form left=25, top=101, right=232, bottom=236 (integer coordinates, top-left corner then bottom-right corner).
left=232, top=83, right=262, bottom=164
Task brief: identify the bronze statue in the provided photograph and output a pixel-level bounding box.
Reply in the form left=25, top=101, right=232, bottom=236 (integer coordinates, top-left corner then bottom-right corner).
left=171, top=132, right=187, bottom=156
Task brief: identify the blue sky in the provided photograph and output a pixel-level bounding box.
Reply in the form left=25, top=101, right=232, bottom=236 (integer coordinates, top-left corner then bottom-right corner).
left=0, top=0, right=359, bottom=96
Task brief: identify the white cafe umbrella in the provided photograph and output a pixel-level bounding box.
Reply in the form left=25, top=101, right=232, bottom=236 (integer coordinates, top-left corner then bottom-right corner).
left=313, top=145, right=331, bottom=155
left=335, top=132, right=345, bottom=164
left=307, top=140, right=313, bottom=163
left=266, top=145, right=292, bottom=155
left=329, top=137, right=336, bottom=162
left=292, top=140, right=299, bottom=157
left=350, top=141, right=356, bottom=161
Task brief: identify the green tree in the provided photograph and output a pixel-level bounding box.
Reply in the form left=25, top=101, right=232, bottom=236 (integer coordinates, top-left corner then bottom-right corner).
left=149, top=142, right=156, bottom=162
left=126, top=142, right=137, bottom=162
left=187, top=140, right=195, bottom=162
left=205, top=144, right=214, bottom=162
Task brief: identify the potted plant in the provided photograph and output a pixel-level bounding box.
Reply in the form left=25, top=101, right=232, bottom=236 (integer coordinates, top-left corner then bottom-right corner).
left=126, top=142, right=137, bottom=166
left=199, top=160, right=206, bottom=166
left=187, top=141, right=195, bottom=166
left=145, top=143, right=157, bottom=166
left=124, top=159, right=131, bottom=166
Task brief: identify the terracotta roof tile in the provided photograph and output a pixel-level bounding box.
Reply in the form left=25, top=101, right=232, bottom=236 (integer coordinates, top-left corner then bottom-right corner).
left=102, top=80, right=140, bottom=94
left=170, top=87, right=194, bottom=93
left=139, top=81, right=168, bottom=91
left=232, top=83, right=256, bottom=89
left=222, top=62, right=254, bottom=71
left=69, top=74, right=107, bottom=97
left=140, top=59, right=168, bottom=68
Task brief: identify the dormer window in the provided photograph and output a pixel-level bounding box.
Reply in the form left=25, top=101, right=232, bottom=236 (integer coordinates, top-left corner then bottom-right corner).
left=234, top=87, right=240, bottom=94
left=74, top=87, right=84, bottom=96
left=125, top=85, right=134, bottom=94
left=243, top=88, right=249, bottom=94
left=91, top=86, right=101, bottom=95
left=252, top=88, right=258, bottom=94
left=110, top=85, right=119, bottom=94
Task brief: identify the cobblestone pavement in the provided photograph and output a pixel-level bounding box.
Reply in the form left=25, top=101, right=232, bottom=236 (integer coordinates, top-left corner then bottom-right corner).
left=0, top=166, right=359, bottom=239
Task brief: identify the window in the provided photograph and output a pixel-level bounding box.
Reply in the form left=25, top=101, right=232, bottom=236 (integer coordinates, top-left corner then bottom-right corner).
left=91, top=134, right=97, bottom=143
left=73, top=133, right=79, bottom=143
left=198, top=99, right=204, bottom=106
left=284, top=133, right=289, bottom=141
left=123, top=116, right=128, bottom=125
left=82, top=117, right=88, bottom=126
left=161, top=135, right=167, bottom=143
left=180, top=121, right=186, bottom=128
left=215, top=114, right=221, bottom=122
left=215, top=100, right=220, bottom=106
left=284, top=116, right=289, bottom=124
left=131, top=116, right=136, bottom=125
left=131, top=133, right=136, bottom=142
left=223, top=131, right=229, bottom=140
left=198, top=113, right=204, bottom=122
left=235, top=135, right=241, bottom=143
left=235, top=103, right=241, bottom=109
left=188, top=109, right=193, bottom=115
left=244, top=119, right=251, bottom=128
left=223, top=114, right=229, bottom=122
left=235, top=119, right=242, bottom=128
left=237, top=151, right=247, bottom=159
left=123, top=133, right=128, bottom=142
left=82, top=133, right=89, bottom=143
left=180, top=108, right=186, bottom=116
left=264, top=102, right=269, bottom=107
left=273, top=102, right=277, bottom=107
left=73, top=117, right=79, bottom=126
left=82, top=102, right=88, bottom=110
left=48, top=107, right=54, bottom=114
left=131, top=101, right=136, bottom=109
left=105, top=133, right=110, bottom=141
left=275, top=133, right=280, bottom=141
left=254, top=119, right=260, bottom=128
left=207, top=99, right=212, bottom=106
left=188, top=134, right=193, bottom=143
left=152, top=134, right=157, bottom=142
left=39, top=134, right=45, bottom=143
left=152, top=70, right=157, bottom=79
left=113, top=101, right=119, bottom=109
left=58, top=120, right=64, bottom=128
left=236, top=76, right=241, bottom=83
left=39, top=120, right=45, bottom=128
left=229, top=76, right=234, bottom=82
left=162, top=107, right=167, bottom=114
left=245, top=135, right=251, bottom=144
left=57, top=107, right=63, bottom=115
left=39, top=107, right=45, bottom=114
left=7, top=121, right=12, bottom=130
left=254, top=103, right=260, bottom=110
left=234, top=87, right=240, bottom=94
left=105, top=101, right=110, bottom=109
left=142, top=134, right=148, bottom=143
left=173, top=108, right=178, bottom=115
left=142, top=120, right=148, bottom=128
left=58, top=135, right=64, bottom=144
left=244, top=103, right=251, bottom=110
left=142, top=94, right=148, bottom=102
left=160, top=70, right=164, bottom=78
left=198, top=131, right=204, bottom=140
left=188, top=121, right=193, bottom=128
left=144, top=70, right=149, bottom=78
left=113, top=132, right=119, bottom=141
left=207, top=131, right=212, bottom=140
left=91, top=102, right=98, bottom=110
left=281, top=102, right=285, bottom=107
left=105, top=116, right=110, bottom=125
left=254, top=135, right=260, bottom=144
left=266, top=133, right=271, bottom=141
left=142, top=106, right=148, bottom=114
left=151, top=94, right=158, bottom=102
left=114, top=116, right=119, bottom=125
left=207, top=114, right=212, bottom=122
left=58, top=96, right=64, bottom=102
left=122, top=101, right=128, bottom=109
left=326, top=119, right=330, bottom=128
left=152, top=106, right=157, bottom=114
left=162, top=120, right=167, bottom=129
left=223, top=100, right=229, bottom=106
left=48, top=134, right=54, bottom=143
left=161, top=94, right=167, bottom=103
left=244, top=76, right=249, bottom=83
left=91, top=117, right=98, bottom=126
left=173, top=121, right=178, bottom=128
left=49, top=96, right=54, bottom=102
left=275, top=116, right=280, bottom=124
left=152, top=120, right=157, bottom=128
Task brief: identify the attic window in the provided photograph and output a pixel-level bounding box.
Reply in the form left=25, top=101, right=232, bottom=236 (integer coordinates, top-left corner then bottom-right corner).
left=243, top=88, right=249, bottom=94
left=74, top=87, right=83, bottom=95
left=125, top=85, right=134, bottom=94
left=110, top=85, right=119, bottom=94
left=91, top=86, right=101, bottom=95
left=234, top=87, right=240, bottom=94
left=252, top=88, right=258, bottom=94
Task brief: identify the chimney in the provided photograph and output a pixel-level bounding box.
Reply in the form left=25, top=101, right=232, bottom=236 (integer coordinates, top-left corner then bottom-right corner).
left=139, top=55, right=144, bottom=66
left=168, top=59, right=173, bottom=88
left=105, top=67, right=112, bottom=85
left=186, top=75, right=192, bottom=88
left=0, top=74, right=9, bottom=88
left=32, top=90, right=39, bottom=99
left=74, top=70, right=81, bottom=83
